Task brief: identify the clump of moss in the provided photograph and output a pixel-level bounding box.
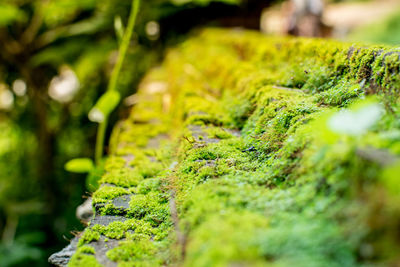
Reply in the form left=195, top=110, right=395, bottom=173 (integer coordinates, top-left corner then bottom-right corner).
left=204, top=126, right=234, bottom=139
left=78, top=246, right=95, bottom=255
left=78, top=228, right=101, bottom=246
left=71, top=28, right=400, bottom=266
left=106, top=238, right=160, bottom=265
left=100, top=168, right=144, bottom=188
left=92, top=185, right=129, bottom=204
left=136, top=178, right=162, bottom=194
left=69, top=253, right=101, bottom=267
left=128, top=192, right=170, bottom=226
left=104, top=156, right=126, bottom=172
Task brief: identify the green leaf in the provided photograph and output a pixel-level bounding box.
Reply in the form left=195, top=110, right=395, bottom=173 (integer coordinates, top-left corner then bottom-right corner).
left=88, top=90, right=121, bottom=123
left=40, top=0, right=97, bottom=26
left=0, top=4, right=26, bottom=26
left=65, top=158, right=94, bottom=173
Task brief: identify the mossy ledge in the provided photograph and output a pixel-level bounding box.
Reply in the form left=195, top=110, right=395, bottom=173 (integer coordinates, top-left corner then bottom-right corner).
left=60, top=28, right=400, bottom=266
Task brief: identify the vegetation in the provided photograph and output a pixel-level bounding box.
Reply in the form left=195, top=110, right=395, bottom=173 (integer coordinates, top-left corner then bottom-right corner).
left=0, top=0, right=268, bottom=265
left=69, top=29, right=400, bottom=266
left=2, top=0, right=399, bottom=266
left=350, top=8, right=400, bottom=45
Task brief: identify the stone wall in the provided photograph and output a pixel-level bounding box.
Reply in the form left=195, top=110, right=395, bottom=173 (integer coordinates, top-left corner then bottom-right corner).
left=51, top=28, right=400, bottom=266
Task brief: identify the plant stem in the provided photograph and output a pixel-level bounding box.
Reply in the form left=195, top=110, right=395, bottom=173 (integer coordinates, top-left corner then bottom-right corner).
left=108, top=0, right=140, bottom=93
left=95, top=118, right=107, bottom=165
left=94, top=0, right=140, bottom=163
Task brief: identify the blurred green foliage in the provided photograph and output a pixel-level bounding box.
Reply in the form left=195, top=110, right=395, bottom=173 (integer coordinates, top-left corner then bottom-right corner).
left=0, top=0, right=267, bottom=265
left=349, top=8, right=400, bottom=45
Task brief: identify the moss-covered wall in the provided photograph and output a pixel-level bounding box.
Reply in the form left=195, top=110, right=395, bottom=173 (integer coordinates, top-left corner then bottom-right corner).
left=67, top=28, right=400, bottom=266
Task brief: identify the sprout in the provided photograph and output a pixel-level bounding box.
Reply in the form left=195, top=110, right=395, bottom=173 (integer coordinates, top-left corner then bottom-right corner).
left=88, top=90, right=121, bottom=123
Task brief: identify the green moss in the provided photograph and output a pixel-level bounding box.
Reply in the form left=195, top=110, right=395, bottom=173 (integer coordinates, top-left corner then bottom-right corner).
left=314, top=79, right=363, bottom=106
left=73, top=29, right=400, bottom=266
left=106, top=238, right=160, bottom=265
left=204, top=127, right=234, bottom=139
left=162, top=29, right=400, bottom=265
left=68, top=253, right=102, bottom=267
left=78, top=228, right=100, bottom=246
left=128, top=192, right=170, bottom=226
left=100, top=168, right=144, bottom=188
left=78, top=245, right=95, bottom=255
left=92, top=185, right=129, bottom=204
left=104, top=156, right=126, bottom=172
left=136, top=178, right=162, bottom=194
left=92, top=219, right=156, bottom=240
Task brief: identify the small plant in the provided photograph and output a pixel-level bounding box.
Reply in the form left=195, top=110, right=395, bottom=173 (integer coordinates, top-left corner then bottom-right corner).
left=65, top=0, right=141, bottom=186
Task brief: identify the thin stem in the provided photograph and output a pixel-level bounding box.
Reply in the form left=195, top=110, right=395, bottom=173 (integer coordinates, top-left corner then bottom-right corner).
left=108, top=0, right=140, bottom=93
left=95, top=119, right=107, bottom=165
left=94, top=0, right=140, bottom=163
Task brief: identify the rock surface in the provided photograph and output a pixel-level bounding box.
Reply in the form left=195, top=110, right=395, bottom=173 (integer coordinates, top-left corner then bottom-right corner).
left=51, top=28, right=400, bottom=266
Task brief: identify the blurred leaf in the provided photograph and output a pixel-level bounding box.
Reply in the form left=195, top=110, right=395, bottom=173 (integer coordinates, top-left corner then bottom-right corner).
left=0, top=242, right=42, bottom=267
left=15, top=232, right=46, bottom=245
left=40, top=0, right=97, bottom=26
left=0, top=3, right=26, bottom=26
left=350, top=8, right=400, bottom=45
left=74, top=39, right=116, bottom=82
left=65, top=158, right=94, bottom=173
left=88, top=90, right=121, bottom=123
left=381, top=161, right=400, bottom=196
left=30, top=39, right=90, bottom=67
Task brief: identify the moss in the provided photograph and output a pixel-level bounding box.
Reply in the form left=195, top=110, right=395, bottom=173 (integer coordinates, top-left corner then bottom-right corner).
left=97, top=203, right=128, bottom=216
left=92, top=185, right=128, bottom=204
left=78, top=228, right=100, bottom=246
left=72, top=29, right=400, bottom=266
left=78, top=245, right=95, bottom=255
left=136, top=178, right=162, bottom=194
left=106, top=238, right=160, bottom=265
left=92, top=219, right=156, bottom=240
left=314, top=79, right=363, bottom=107
left=128, top=192, right=170, bottom=226
left=204, top=127, right=234, bottom=139
left=68, top=253, right=102, bottom=267
left=104, top=156, right=126, bottom=172
left=162, top=29, right=400, bottom=265
left=100, top=168, right=144, bottom=188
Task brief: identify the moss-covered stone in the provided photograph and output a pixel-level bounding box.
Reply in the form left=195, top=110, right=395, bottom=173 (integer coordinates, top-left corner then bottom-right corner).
left=68, top=28, right=400, bottom=266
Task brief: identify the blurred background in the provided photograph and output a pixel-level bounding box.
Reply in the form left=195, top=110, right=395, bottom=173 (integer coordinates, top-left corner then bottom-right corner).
left=0, top=0, right=399, bottom=266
